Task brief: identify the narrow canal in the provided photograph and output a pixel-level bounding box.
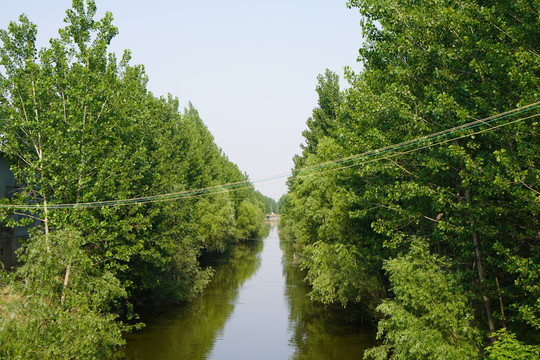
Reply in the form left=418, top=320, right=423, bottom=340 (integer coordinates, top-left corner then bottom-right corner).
left=122, top=223, right=375, bottom=359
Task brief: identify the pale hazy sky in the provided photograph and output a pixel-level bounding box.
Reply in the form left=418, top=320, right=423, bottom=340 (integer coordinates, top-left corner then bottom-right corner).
left=0, top=0, right=363, bottom=201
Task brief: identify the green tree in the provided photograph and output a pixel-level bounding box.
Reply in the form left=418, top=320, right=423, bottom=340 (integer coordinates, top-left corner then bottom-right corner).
left=486, top=329, right=540, bottom=360
left=255, top=191, right=277, bottom=214
left=277, top=193, right=289, bottom=214
left=236, top=199, right=265, bottom=239
left=0, top=1, right=269, bottom=356
left=282, top=0, right=540, bottom=353
left=0, top=0, right=160, bottom=292
left=0, top=230, right=127, bottom=359
left=365, top=241, right=480, bottom=360
left=301, top=69, right=343, bottom=158
left=195, top=192, right=237, bottom=253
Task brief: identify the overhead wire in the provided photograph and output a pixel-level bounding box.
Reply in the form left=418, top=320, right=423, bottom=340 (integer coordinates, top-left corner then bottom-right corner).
left=289, top=101, right=540, bottom=178
left=291, top=112, right=540, bottom=180
left=0, top=101, right=538, bottom=210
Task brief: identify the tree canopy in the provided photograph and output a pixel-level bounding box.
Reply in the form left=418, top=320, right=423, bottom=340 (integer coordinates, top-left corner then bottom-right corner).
left=281, top=0, right=540, bottom=358
left=0, top=1, right=273, bottom=357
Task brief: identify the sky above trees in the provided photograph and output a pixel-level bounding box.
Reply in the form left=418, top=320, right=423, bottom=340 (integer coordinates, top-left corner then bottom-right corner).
left=0, top=0, right=363, bottom=200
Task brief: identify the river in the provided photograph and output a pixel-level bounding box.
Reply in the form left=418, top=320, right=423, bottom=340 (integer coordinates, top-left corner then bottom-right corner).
left=121, top=222, right=376, bottom=359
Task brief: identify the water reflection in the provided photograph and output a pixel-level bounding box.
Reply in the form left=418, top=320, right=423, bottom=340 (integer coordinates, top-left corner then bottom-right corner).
left=281, top=237, right=376, bottom=360
left=122, top=236, right=264, bottom=360
left=207, top=222, right=293, bottom=360
left=122, top=223, right=375, bottom=359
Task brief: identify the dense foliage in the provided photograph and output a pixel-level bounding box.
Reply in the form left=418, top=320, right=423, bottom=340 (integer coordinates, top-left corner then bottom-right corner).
left=281, top=0, right=539, bottom=358
left=0, top=1, right=272, bottom=358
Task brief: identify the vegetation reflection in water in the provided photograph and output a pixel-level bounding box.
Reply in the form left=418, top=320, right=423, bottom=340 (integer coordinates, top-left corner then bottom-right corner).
left=122, top=233, right=264, bottom=360
left=122, top=223, right=375, bottom=359
left=280, top=236, right=377, bottom=360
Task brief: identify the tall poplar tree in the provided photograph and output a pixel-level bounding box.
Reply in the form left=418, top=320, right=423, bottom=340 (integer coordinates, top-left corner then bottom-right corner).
left=282, top=0, right=540, bottom=356
left=0, top=1, right=270, bottom=357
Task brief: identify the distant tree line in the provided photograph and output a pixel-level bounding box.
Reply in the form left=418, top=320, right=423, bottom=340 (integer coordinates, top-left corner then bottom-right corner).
left=280, top=0, right=539, bottom=358
left=0, top=1, right=272, bottom=358
left=259, top=194, right=278, bottom=215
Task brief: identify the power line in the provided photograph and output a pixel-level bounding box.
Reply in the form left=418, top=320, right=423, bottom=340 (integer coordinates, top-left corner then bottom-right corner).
left=291, top=113, right=540, bottom=180
left=289, top=102, right=540, bottom=178
left=241, top=102, right=540, bottom=188
left=0, top=102, right=538, bottom=210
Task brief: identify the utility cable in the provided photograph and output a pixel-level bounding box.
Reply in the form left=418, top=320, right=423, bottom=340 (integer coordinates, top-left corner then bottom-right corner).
left=0, top=101, right=538, bottom=210
left=291, top=113, right=540, bottom=180
left=289, top=102, right=540, bottom=178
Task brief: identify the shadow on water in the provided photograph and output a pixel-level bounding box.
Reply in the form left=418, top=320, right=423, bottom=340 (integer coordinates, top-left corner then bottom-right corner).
left=120, top=222, right=376, bottom=359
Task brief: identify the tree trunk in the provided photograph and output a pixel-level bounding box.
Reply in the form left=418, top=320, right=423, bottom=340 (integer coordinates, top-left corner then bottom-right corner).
left=465, top=189, right=496, bottom=338
left=60, top=256, right=72, bottom=306
left=43, top=191, right=50, bottom=253
left=496, top=276, right=507, bottom=328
